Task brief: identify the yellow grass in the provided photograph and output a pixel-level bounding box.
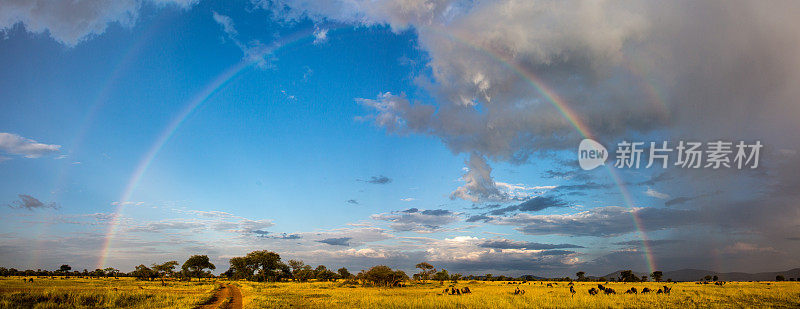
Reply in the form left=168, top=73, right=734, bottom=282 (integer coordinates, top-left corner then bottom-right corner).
left=3, top=277, right=800, bottom=308
left=0, top=276, right=218, bottom=308
left=234, top=280, right=800, bottom=309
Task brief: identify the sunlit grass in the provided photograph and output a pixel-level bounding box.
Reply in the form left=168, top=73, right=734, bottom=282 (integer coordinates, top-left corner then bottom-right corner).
left=0, top=276, right=217, bottom=308
left=3, top=277, right=800, bottom=308
left=235, top=280, right=800, bottom=308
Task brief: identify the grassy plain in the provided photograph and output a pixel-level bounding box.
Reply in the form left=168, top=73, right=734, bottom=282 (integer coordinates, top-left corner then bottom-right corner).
left=236, top=280, right=800, bottom=309
left=0, top=277, right=217, bottom=308
left=2, top=277, right=800, bottom=308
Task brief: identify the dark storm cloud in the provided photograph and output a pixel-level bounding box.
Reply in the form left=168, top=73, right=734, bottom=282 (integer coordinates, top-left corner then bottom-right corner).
left=494, top=206, right=698, bottom=237
left=479, top=239, right=584, bottom=250
left=255, top=231, right=302, bottom=240
left=8, top=194, right=58, bottom=210
left=372, top=208, right=459, bottom=232
left=613, top=239, right=683, bottom=247
left=466, top=214, right=491, bottom=223
left=361, top=175, right=392, bottom=184
left=316, top=237, right=352, bottom=246
left=664, top=197, right=692, bottom=207
left=478, top=196, right=568, bottom=217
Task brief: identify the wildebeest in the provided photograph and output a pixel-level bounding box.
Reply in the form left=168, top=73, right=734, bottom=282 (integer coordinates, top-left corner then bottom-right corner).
left=662, top=286, right=672, bottom=294
left=546, top=283, right=553, bottom=287
left=28, top=278, right=33, bottom=283
left=641, top=287, right=652, bottom=294
left=597, top=284, right=606, bottom=291
left=514, top=287, right=525, bottom=295
left=604, top=288, right=616, bottom=295
left=588, top=288, right=599, bottom=295
left=569, top=286, right=576, bottom=298
left=461, top=287, right=471, bottom=294
left=625, top=287, right=638, bottom=294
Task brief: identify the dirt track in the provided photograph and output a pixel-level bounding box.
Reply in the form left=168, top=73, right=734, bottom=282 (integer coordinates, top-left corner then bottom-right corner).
left=199, top=284, right=243, bottom=309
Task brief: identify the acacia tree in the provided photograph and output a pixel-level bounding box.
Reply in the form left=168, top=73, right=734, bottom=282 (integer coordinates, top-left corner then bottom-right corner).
left=58, top=265, right=71, bottom=276
left=103, top=267, right=119, bottom=278
left=225, top=250, right=290, bottom=282
left=433, top=269, right=450, bottom=283
left=182, top=255, right=216, bottom=281
left=576, top=271, right=586, bottom=281
left=131, top=264, right=157, bottom=281
left=651, top=271, right=663, bottom=282
left=152, top=261, right=178, bottom=285
left=337, top=267, right=352, bottom=280
left=415, top=262, right=435, bottom=282
left=360, top=265, right=409, bottom=287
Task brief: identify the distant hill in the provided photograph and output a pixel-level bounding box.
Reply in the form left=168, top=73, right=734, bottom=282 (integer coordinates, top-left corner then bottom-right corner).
left=588, top=268, right=800, bottom=282
left=588, top=270, right=648, bottom=281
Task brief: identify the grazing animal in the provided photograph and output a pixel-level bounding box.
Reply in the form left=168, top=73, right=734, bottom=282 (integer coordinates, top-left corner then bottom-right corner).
left=625, top=287, right=638, bottom=294
left=641, top=287, right=652, bottom=294
left=597, top=284, right=606, bottom=291
left=461, top=287, right=471, bottom=294
left=443, top=288, right=449, bottom=294
left=514, top=287, right=525, bottom=295
left=604, top=288, right=616, bottom=295
left=569, top=286, right=576, bottom=298
left=28, top=278, right=33, bottom=283
left=568, top=282, right=574, bottom=286
left=547, top=283, right=553, bottom=287
left=456, top=289, right=461, bottom=295
left=657, top=289, right=663, bottom=294
left=663, top=286, right=672, bottom=294
left=588, top=288, right=599, bottom=295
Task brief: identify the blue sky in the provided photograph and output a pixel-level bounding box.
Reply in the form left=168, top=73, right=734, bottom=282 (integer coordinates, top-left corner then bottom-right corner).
left=1, top=0, right=799, bottom=277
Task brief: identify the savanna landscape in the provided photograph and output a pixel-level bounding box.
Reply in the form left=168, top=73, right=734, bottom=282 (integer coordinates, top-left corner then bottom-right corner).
left=3, top=250, right=800, bottom=308
left=4, top=1, right=800, bottom=309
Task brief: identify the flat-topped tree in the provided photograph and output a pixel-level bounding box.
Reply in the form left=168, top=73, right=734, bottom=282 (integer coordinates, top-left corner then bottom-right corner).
left=182, top=255, right=215, bottom=281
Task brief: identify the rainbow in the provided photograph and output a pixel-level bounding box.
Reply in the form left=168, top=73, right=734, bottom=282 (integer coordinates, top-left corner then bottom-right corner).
left=95, top=25, right=329, bottom=269
left=99, top=24, right=663, bottom=274
left=422, top=26, right=660, bottom=274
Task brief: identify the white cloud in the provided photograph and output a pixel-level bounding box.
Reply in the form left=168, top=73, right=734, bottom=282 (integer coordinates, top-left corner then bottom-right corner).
left=451, top=153, right=552, bottom=203
left=0, top=0, right=197, bottom=46
left=312, top=26, right=328, bottom=44
left=211, top=10, right=273, bottom=68
left=0, top=132, right=60, bottom=158
left=645, top=187, right=669, bottom=200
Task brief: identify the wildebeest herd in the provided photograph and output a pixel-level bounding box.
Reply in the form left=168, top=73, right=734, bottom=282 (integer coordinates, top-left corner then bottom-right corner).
left=588, top=284, right=672, bottom=296
left=442, top=286, right=472, bottom=295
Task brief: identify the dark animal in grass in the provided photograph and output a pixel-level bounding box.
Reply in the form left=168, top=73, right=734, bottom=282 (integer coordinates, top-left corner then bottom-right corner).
left=514, top=287, right=525, bottom=295
left=641, top=287, right=652, bottom=294
left=663, top=286, right=671, bottom=294
left=547, top=283, right=553, bottom=287
left=569, top=286, right=576, bottom=298
left=588, top=288, right=599, bottom=295
left=28, top=278, right=33, bottom=283
left=657, top=289, right=663, bottom=294
left=604, top=288, right=616, bottom=295
left=625, top=287, right=638, bottom=294
left=461, top=287, right=471, bottom=294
